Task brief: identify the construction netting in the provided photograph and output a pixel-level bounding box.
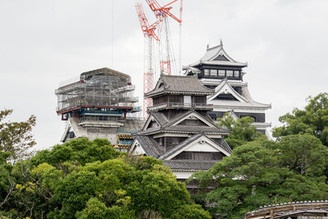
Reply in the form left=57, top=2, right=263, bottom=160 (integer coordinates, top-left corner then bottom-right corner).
left=56, top=68, right=138, bottom=112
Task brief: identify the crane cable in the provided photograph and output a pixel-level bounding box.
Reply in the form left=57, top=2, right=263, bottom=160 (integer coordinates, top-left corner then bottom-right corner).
left=111, top=0, right=114, bottom=67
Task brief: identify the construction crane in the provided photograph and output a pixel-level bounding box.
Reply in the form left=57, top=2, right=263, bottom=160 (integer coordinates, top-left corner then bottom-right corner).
left=136, top=0, right=183, bottom=119
left=135, top=3, right=161, bottom=119
left=145, top=0, right=183, bottom=76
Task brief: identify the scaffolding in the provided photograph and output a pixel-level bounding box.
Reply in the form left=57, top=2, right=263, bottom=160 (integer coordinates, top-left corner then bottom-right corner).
left=56, top=68, right=140, bottom=120
left=56, top=68, right=143, bottom=148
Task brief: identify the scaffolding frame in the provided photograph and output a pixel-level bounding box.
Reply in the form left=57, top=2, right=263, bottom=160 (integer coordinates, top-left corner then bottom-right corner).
left=56, top=68, right=140, bottom=120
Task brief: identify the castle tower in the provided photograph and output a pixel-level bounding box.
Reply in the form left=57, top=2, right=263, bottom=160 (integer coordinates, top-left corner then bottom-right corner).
left=129, top=75, right=232, bottom=180
left=183, top=41, right=271, bottom=135
left=55, top=67, right=142, bottom=151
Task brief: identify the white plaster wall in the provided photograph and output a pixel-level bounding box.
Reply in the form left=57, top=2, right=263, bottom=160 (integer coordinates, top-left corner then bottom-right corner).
left=173, top=171, right=195, bottom=179
left=185, top=142, right=218, bottom=152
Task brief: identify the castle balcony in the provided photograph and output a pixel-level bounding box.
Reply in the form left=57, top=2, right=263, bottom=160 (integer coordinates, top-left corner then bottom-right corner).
left=148, top=102, right=213, bottom=112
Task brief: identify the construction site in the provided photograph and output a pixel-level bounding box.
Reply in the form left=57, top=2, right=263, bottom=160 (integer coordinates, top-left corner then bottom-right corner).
left=55, top=67, right=143, bottom=151
left=55, top=0, right=270, bottom=151
left=55, top=0, right=184, bottom=150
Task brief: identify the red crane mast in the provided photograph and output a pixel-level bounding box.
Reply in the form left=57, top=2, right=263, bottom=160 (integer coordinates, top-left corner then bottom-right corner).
left=136, top=3, right=161, bottom=41
left=146, top=0, right=182, bottom=23
left=136, top=0, right=183, bottom=119
left=135, top=3, right=161, bottom=119
left=145, top=0, right=183, bottom=76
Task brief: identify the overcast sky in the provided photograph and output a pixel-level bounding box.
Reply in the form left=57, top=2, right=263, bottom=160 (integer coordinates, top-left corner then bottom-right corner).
left=1, top=0, right=327, bottom=150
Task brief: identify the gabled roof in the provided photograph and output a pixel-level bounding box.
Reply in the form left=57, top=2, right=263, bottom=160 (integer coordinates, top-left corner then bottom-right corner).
left=159, top=133, right=203, bottom=159
left=132, top=135, right=163, bottom=158
left=159, top=134, right=232, bottom=160
left=163, top=110, right=215, bottom=128
left=208, top=78, right=248, bottom=103
left=136, top=110, right=229, bottom=136
left=140, top=112, right=169, bottom=133
left=208, top=79, right=272, bottom=109
left=184, top=41, right=247, bottom=69
left=145, top=75, right=213, bottom=98
left=152, top=112, right=169, bottom=126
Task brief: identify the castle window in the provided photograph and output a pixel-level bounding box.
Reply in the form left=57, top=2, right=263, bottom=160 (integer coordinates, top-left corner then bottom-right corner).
left=204, top=69, right=210, bottom=76
left=210, top=69, right=217, bottom=77
left=227, top=70, right=233, bottom=77
left=234, top=71, right=240, bottom=78
left=218, top=70, right=225, bottom=77
left=184, top=96, right=191, bottom=106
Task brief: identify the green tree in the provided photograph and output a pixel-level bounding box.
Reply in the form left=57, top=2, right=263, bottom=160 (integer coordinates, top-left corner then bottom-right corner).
left=0, top=109, right=36, bottom=159
left=1, top=138, right=210, bottom=218
left=217, top=114, right=264, bottom=149
left=273, top=92, right=328, bottom=146
left=171, top=203, right=212, bottom=219
left=189, top=140, right=328, bottom=218
left=30, top=138, right=119, bottom=167
left=75, top=197, right=135, bottom=219
left=277, top=134, right=328, bottom=177
left=0, top=152, right=14, bottom=211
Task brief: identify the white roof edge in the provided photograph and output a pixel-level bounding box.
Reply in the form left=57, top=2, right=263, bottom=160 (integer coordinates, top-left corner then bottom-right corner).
left=187, top=44, right=247, bottom=67
left=208, top=80, right=249, bottom=103
left=162, top=135, right=231, bottom=160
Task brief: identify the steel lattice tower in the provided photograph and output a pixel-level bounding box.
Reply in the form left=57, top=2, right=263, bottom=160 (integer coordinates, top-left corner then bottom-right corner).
left=136, top=1, right=182, bottom=119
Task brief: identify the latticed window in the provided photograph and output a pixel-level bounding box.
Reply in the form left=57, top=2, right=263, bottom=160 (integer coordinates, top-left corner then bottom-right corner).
left=218, top=70, right=225, bottom=77
left=226, top=70, right=233, bottom=77
left=210, top=69, right=217, bottom=77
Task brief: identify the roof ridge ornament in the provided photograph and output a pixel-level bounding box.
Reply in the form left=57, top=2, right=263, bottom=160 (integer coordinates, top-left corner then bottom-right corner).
left=207, top=44, right=209, bottom=50
left=220, top=39, right=223, bottom=47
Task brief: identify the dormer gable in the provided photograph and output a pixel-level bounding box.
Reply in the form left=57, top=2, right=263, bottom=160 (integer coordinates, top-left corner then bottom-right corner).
left=209, top=44, right=239, bottom=64
left=208, top=80, right=248, bottom=103
left=142, top=115, right=161, bottom=131
left=129, top=140, right=146, bottom=156
left=213, top=54, right=230, bottom=62
left=159, top=135, right=231, bottom=160
left=169, top=111, right=216, bottom=128
left=155, top=80, right=167, bottom=90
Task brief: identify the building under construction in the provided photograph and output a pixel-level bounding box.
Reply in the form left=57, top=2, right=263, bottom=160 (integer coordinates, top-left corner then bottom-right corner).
left=55, top=67, right=143, bottom=151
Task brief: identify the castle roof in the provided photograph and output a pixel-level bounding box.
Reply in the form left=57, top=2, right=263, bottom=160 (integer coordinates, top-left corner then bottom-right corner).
left=137, top=110, right=230, bottom=136
left=145, top=75, right=213, bottom=98
left=184, top=41, right=247, bottom=69
left=159, top=134, right=232, bottom=160
left=134, top=135, right=163, bottom=158
left=207, top=79, right=272, bottom=110
left=132, top=133, right=232, bottom=165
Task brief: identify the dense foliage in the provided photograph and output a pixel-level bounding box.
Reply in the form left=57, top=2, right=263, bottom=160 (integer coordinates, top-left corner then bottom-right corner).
left=2, top=92, right=328, bottom=218
left=189, top=138, right=328, bottom=218
left=189, top=93, right=328, bottom=218
left=273, top=92, right=328, bottom=146
left=0, top=138, right=210, bottom=218
left=217, top=114, right=264, bottom=149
